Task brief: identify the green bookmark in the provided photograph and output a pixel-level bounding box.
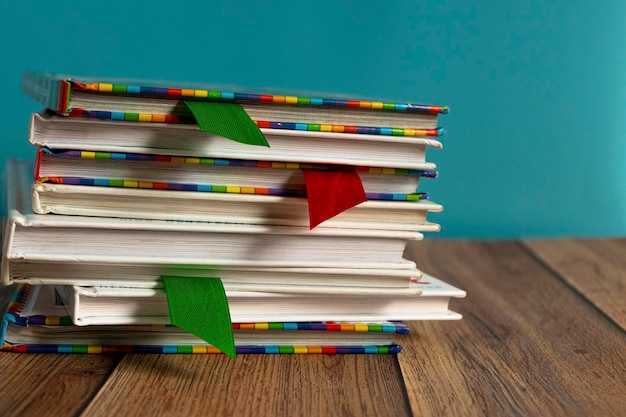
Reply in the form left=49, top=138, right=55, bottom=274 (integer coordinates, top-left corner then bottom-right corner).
left=184, top=100, right=269, bottom=147
left=162, top=276, right=236, bottom=358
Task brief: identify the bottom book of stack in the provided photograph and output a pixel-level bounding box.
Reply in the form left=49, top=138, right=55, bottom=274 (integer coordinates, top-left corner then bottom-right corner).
left=0, top=275, right=465, bottom=354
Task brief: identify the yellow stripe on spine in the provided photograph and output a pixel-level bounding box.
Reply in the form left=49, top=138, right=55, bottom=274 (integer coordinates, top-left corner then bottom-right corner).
left=354, top=323, right=369, bottom=332
left=99, top=83, right=113, bottom=92
left=254, top=323, right=269, bottom=330
left=88, top=345, right=103, bottom=353
left=192, top=346, right=208, bottom=353
left=46, top=316, right=61, bottom=325
left=123, top=180, right=139, bottom=188
left=82, top=151, right=96, bottom=159
left=293, top=346, right=309, bottom=354
left=138, top=113, right=153, bottom=122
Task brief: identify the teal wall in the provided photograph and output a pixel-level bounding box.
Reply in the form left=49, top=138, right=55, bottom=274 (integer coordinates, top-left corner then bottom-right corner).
left=1, top=1, right=624, bottom=238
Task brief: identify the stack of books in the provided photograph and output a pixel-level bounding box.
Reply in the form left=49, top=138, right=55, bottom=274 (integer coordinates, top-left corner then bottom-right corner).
left=0, top=73, right=465, bottom=355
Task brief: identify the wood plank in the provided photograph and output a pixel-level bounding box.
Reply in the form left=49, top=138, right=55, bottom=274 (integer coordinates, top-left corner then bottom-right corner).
left=399, top=240, right=626, bottom=417
left=79, top=353, right=410, bottom=417
left=0, top=353, right=121, bottom=417
left=523, top=238, right=626, bottom=330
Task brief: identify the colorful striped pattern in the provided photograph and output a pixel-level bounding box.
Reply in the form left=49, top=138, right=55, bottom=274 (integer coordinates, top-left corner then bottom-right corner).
left=51, top=149, right=435, bottom=177
left=7, top=315, right=408, bottom=334
left=1, top=343, right=402, bottom=354
left=41, top=177, right=428, bottom=202
left=68, top=108, right=445, bottom=137
left=232, top=322, right=408, bottom=333
left=74, top=80, right=449, bottom=114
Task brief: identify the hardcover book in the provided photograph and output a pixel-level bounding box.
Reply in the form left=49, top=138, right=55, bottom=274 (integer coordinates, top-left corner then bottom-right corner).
left=31, top=182, right=442, bottom=231
left=29, top=110, right=444, bottom=170
left=22, top=73, right=448, bottom=137
left=34, top=148, right=434, bottom=200
left=57, top=273, right=465, bottom=326
left=0, top=285, right=406, bottom=354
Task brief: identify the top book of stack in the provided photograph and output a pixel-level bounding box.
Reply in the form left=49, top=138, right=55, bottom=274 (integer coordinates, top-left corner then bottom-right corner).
left=21, top=72, right=447, bottom=137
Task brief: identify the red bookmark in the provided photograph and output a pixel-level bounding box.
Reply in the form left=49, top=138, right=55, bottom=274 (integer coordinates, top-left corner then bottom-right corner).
left=302, top=170, right=367, bottom=229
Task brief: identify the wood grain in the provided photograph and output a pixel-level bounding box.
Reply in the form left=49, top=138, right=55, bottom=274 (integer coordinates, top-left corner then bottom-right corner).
left=79, top=353, right=411, bottom=417
left=2, top=239, right=625, bottom=417
left=0, top=353, right=121, bottom=417
left=399, top=240, right=626, bottom=417
left=523, top=238, right=626, bottom=330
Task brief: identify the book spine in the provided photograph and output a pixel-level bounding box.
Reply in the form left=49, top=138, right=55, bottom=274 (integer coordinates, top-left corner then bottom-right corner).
left=21, top=73, right=69, bottom=114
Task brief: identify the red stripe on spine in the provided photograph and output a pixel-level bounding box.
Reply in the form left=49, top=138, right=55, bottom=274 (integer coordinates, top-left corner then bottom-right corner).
left=58, top=80, right=71, bottom=114
left=259, top=95, right=273, bottom=102
left=347, top=100, right=360, bottom=107
left=168, top=88, right=182, bottom=96
left=322, top=346, right=337, bottom=354
left=165, top=115, right=179, bottom=124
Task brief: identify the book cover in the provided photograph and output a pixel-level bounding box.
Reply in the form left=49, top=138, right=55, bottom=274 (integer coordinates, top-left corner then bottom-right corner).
left=21, top=72, right=448, bottom=137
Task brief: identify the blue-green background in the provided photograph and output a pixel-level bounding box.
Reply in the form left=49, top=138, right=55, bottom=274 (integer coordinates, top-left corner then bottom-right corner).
left=1, top=1, right=624, bottom=238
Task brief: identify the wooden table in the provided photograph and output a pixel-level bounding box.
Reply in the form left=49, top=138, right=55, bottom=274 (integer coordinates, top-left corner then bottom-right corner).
left=1, top=239, right=624, bottom=417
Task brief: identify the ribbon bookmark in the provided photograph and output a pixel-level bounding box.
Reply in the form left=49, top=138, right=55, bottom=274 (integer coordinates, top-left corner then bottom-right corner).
left=184, top=100, right=269, bottom=147
left=302, top=170, right=367, bottom=229
left=162, top=276, right=236, bottom=358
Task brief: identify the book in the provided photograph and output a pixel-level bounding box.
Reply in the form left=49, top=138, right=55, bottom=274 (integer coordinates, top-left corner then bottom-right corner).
left=34, top=148, right=434, bottom=200
left=57, top=273, right=465, bottom=326
left=8, top=260, right=425, bottom=288
left=22, top=73, right=448, bottom=137
left=2, top=159, right=421, bottom=286
left=31, top=181, right=442, bottom=231
left=29, top=110, right=444, bottom=170
left=0, top=285, right=405, bottom=353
